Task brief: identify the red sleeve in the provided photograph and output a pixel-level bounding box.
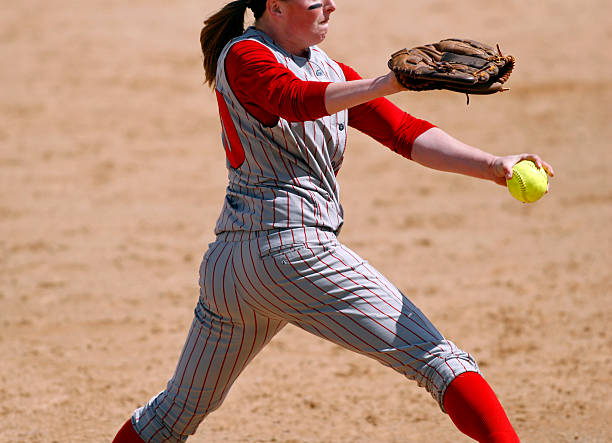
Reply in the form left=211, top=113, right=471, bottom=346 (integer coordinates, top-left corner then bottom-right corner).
left=225, top=40, right=331, bottom=125
left=336, top=61, right=435, bottom=160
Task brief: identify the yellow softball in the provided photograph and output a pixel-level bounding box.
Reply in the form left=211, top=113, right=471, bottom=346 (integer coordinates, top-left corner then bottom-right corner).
left=507, top=160, right=549, bottom=203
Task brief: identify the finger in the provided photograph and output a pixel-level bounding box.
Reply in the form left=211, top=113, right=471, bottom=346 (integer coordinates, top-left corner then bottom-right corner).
left=542, top=161, right=555, bottom=177
left=503, top=161, right=514, bottom=179
left=521, top=153, right=543, bottom=169
left=522, top=154, right=555, bottom=177
left=529, top=156, right=554, bottom=176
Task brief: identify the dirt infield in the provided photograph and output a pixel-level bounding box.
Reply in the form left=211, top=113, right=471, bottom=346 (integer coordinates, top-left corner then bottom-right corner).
left=1, top=1, right=610, bottom=442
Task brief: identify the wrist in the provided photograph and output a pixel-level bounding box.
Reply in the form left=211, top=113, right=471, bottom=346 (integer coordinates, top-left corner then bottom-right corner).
left=486, top=155, right=500, bottom=180
left=382, top=72, right=404, bottom=95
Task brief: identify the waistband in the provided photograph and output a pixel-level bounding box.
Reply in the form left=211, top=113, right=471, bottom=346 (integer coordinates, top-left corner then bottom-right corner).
left=216, top=226, right=339, bottom=244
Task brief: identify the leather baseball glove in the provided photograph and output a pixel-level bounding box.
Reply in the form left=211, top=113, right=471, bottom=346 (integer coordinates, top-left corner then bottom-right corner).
left=388, top=38, right=515, bottom=98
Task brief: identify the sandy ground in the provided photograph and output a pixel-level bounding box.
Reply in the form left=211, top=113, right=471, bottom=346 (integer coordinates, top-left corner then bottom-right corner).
left=1, top=1, right=611, bottom=442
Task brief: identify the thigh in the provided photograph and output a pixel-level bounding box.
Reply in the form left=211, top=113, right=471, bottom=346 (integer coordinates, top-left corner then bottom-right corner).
left=233, top=229, right=478, bottom=405
left=236, top=230, right=442, bottom=352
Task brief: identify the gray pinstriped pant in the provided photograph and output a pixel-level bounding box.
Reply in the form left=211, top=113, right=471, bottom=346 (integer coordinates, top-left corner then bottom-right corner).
left=132, top=227, right=479, bottom=442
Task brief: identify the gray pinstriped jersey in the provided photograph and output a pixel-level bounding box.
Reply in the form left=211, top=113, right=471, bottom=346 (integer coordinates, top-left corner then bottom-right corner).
left=214, top=27, right=348, bottom=235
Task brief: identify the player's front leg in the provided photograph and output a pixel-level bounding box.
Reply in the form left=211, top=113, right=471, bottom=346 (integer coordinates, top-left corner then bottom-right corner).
left=242, top=229, right=518, bottom=442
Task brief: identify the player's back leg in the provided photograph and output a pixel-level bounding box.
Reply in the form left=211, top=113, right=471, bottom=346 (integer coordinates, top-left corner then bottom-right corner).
left=126, top=238, right=286, bottom=443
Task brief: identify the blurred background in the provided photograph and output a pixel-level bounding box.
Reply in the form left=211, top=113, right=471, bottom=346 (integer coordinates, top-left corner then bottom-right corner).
left=1, top=1, right=610, bottom=441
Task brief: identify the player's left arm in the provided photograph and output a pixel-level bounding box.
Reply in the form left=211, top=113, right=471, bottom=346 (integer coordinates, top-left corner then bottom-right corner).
left=412, top=128, right=555, bottom=186
left=337, top=61, right=435, bottom=159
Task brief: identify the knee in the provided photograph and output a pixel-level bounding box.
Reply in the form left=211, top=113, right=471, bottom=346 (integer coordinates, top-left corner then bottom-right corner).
left=398, top=339, right=480, bottom=409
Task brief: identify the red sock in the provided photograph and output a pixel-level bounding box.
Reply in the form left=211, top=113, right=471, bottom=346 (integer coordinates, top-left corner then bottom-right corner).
left=112, top=419, right=145, bottom=443
left=443, top=372, right=520, bottom=443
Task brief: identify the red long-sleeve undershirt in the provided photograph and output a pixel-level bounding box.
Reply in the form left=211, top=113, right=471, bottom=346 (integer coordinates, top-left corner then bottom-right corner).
left=224, top=40, right=434, bottom=159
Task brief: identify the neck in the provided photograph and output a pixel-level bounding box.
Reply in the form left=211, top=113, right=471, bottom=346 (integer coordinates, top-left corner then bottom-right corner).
left=255, top=19, right=309, bottom=57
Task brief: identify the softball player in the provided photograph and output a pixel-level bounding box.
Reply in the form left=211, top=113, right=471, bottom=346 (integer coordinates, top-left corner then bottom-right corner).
left=113, top=1, right=554, bottom=442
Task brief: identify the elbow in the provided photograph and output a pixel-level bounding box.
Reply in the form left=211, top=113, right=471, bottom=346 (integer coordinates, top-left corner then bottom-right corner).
left=394, top=120, right=437, bottom=160
left=270, top=79, right=330, bottom=122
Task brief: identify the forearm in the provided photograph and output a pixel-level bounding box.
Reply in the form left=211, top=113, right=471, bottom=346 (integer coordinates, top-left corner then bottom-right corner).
left=324, top=72, right=403, bottom=115
left=411, top=127, right=497, bottom=181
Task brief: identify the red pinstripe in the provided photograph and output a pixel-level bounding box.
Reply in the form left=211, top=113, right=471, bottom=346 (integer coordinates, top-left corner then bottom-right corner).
left=232, top=271, right=289, bottom=326
left=272, top=229, right=282, bottom=250
left=448, top=340, right=469, bottom=372
left=316, top=56, right=346, bottom=170
left=306, top=60, right=318, bottom=79
left=318, top=53, right=342, bottom=78
left=262, top=317, right=271, bottom=349
left=271, top=318, right=285, bottom=336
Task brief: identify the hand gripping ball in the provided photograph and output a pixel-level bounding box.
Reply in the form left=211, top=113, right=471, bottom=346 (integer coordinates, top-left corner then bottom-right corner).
left=507, top=160, right=549, bottom=203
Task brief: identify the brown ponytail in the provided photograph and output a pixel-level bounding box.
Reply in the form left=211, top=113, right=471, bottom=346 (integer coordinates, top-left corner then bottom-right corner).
left=200, top=0, right=268, bottom=88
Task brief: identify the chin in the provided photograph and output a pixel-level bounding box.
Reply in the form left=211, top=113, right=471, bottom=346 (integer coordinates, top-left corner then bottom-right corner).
left=313, top=32, right=327, bottom=45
